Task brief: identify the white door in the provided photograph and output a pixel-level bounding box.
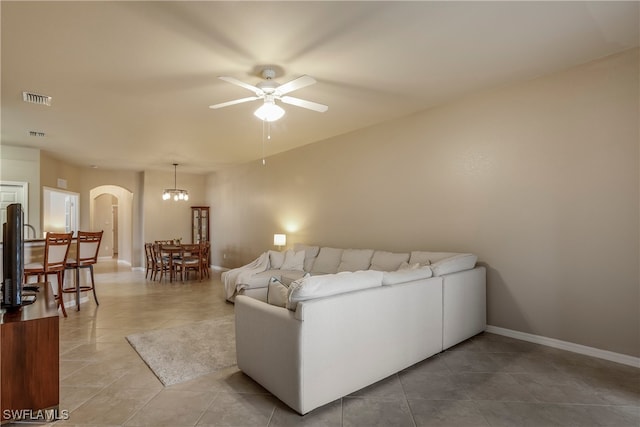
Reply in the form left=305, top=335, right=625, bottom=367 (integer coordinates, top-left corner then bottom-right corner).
left=0, top=181, right=28, bottom=240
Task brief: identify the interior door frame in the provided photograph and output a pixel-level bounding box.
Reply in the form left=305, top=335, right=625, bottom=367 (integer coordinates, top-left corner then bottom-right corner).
left=0, top=181, right=29, bottom=239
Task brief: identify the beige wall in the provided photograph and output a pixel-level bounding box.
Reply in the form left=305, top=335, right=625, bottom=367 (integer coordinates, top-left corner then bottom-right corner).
left=0, top=145, right=41, bottom=233
left=142, top=170, right=207, bottom=245
left=207, top=49, right=639, bottom=357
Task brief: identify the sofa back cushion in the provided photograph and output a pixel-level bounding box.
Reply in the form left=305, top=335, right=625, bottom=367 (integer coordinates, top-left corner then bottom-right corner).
left=280, top=249, right=305, bottom=271
left=310, top=247, right=344, bottom=274
left=409, top=251, right=458, bottom=265
left=288, top=270, right=383, bottom=310
left=370, top=251, right=410, bottom=271
left=293, top=244, right=321, bottom=272
left=430, top=253, right=478, bottom=276
left=382, top=266, right=433, bottom=285
left=337, top=249, right=374, bottom=272
left=269, top=250, right=286, bottom=269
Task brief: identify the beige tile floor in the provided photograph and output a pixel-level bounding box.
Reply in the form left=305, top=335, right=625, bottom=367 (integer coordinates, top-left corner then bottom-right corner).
left=5, top=260, right=638, bottom=426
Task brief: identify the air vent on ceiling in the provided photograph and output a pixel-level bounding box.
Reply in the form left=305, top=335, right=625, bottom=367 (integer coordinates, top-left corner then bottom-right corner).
left=22, top=91, right=52, bottom=106
left=29, top=131, right=46, bottom=137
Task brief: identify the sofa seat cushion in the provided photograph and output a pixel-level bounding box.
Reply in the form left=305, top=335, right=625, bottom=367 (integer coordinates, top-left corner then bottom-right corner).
left=382, top=266, right=433, bottom=285
left=310, top=247, right=344, bottom=274
left=370, top=251, right=410, bottom=271
left=337, top=249, right=374, bottom=272
left=430, top=253, right=478, bottom=276
left=288, top=270, right=383, bottom=310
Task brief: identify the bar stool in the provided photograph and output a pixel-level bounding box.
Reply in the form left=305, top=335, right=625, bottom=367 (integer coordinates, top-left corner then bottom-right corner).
left=24, top=232, right=73, bottom=317
left=63, top=230, right=103, bottom=311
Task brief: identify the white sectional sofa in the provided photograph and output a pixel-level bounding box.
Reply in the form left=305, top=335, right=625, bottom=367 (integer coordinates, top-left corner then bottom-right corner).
left=222, top=244, right=478, bottom=302
left=228, top=244, right=486, bottom=415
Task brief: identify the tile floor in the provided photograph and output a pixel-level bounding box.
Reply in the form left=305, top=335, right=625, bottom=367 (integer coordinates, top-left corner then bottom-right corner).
left=8, top=260, right=639, bottom=426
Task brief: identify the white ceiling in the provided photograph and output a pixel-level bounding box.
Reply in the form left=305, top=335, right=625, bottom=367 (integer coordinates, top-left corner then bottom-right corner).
left=2, top=1, right=638, bottom=174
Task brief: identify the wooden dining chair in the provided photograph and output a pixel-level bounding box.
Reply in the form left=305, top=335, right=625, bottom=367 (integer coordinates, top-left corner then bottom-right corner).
left=200, top=242, right=210, bottom=279
left=144, top=243, right=154, bottom=279
left=24, top=232, right=74, bottom=317
left=63, top=230, right=103, bottom=311
left=151, top=243, right=170, bottom=281
left=175, top=243, right=202, bottom=282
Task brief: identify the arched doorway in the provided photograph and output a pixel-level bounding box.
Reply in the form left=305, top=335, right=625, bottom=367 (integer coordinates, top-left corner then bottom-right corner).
left=90, top=185, right=133, bottom=266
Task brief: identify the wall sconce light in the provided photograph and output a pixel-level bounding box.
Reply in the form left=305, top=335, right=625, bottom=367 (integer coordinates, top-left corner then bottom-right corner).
left=273, top=234, right=286, bottom=249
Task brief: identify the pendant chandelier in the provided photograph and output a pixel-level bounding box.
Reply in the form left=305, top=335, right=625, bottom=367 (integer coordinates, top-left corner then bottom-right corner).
left=162, top=163, right=189, bottom=201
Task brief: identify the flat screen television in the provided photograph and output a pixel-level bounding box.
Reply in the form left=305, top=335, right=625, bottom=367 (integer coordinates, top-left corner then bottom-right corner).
left=2, top=203, right=23, bottom=308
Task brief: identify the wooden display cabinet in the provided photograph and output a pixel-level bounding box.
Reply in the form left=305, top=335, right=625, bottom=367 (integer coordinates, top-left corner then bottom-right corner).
left=191, top=206, right=210, bottom=244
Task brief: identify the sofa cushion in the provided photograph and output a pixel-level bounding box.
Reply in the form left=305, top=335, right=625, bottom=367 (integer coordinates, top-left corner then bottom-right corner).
left=410, top=251, right=458, bottom=265
left=281, top=271, right=309, bottom=286
left=287, top=270, right=383, bottom=310
left=430, top=253, right=478, bottom=276
left=310, top=247, right=344, bottom=274
left=269, top=250, right=285, bottom=269
left=281, top=249, right=305, bottom=270
left=337, top=249, right=374, bottom=272
left=267, top=277, right=289, bottom=308
left=293, top=244, right=320, bottom=272
left=370, top=251, right=410, bottom=271
left=408, top=251, right=431, bottom=266
left=382, top=266, right=433, bottom=285
left=399, top=262, right=421, bottom=270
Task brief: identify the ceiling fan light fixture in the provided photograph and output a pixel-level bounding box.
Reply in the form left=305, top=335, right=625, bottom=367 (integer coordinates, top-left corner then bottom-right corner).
left=254, top=100, right=285, bottom=122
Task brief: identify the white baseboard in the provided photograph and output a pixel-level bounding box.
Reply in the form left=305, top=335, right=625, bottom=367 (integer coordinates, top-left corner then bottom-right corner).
left=486, top=325, right=640, bottom=368
left=212, top=265, right=229, bottom=272
left=131, top=267, right=145, bottom=272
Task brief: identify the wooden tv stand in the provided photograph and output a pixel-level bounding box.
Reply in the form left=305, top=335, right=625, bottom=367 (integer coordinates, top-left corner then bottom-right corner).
left=1, top=282, right=59, bottom=423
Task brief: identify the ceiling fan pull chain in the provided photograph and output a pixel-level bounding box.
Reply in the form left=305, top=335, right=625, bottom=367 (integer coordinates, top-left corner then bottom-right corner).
left=262, top=120, right=266, bottom=166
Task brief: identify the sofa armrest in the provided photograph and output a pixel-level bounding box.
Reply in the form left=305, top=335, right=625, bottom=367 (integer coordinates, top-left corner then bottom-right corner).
left=234, top=296, right=303, bottom=411
left=442, top=266, right=486, bottom=349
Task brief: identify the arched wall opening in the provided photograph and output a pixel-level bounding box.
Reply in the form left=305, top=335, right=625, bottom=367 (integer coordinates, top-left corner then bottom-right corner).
left=90, top=185, right=133, bottom=266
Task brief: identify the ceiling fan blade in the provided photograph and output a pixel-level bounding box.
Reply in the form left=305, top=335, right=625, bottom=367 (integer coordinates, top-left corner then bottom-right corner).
left=209, top=96, right=260, bottom=109
left=281, top=96, right=328, bottom=113
left=275, top=75, right=316, bottom=95
left=219, top=76, right=262, bottom=95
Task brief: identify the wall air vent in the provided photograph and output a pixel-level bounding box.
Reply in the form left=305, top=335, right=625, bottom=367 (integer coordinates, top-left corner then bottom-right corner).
left=22, top=91, right=52, bottom=106
left=29, top=131, right=46, bottom=137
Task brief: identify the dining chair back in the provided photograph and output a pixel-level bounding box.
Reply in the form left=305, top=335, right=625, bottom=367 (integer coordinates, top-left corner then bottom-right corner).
left=200, top=242, right=210, bottom=278
left=151, top=243, right=170, bottom=281
left=63, top=231, right=103, bottom=311
left=175, top=243, right=202, bottom=282
left=144, top=243, right=154, bottom=279
left=24, top=232, right=74, bottom=317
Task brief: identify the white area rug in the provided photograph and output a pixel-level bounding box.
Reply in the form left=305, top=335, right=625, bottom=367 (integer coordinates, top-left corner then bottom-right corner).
left=126, top=316, right=236, bottom=386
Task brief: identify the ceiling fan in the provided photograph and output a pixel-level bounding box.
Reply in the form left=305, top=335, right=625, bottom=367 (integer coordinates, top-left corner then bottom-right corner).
left=209, top=67, right=328, bottom=122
